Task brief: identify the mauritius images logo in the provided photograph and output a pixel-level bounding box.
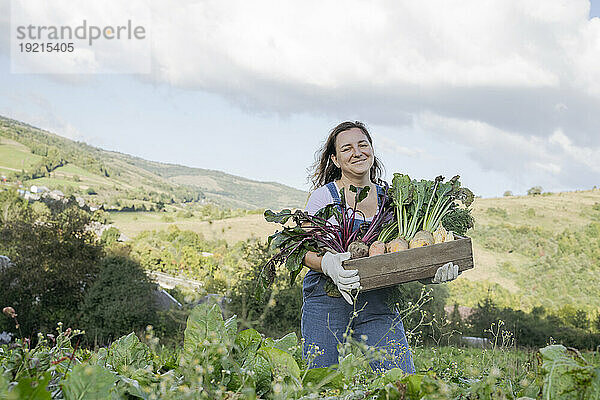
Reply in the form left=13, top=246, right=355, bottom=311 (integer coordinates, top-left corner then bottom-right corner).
left=15, top=19, right=146, bottom=46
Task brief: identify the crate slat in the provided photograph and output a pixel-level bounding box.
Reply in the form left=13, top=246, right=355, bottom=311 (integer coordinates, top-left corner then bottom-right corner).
left=342, top=236, right=474, bottom=291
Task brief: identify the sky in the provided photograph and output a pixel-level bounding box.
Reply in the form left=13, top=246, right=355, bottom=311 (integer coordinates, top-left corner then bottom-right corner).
left=0, top=0, right=599, bottom=198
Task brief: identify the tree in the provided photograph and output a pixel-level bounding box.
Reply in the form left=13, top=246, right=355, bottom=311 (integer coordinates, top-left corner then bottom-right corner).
left=80, top=255, right=159, bottom=344
left=557, top=305, right=590, bottom=331
left=0, top=194, right=103, bottom=335
left=448, top=303, right=464, bottom=333
left=527, top=186, right=542, bottom=196
left=503, top=191, right=513, bottom=197
left=226, top=240, right=303, bottom=337
left=467, top=296, right=499, bottom=338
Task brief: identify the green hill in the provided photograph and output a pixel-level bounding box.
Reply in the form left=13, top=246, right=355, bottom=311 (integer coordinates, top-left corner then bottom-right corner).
left=114, top=188, right=600, bottom=315
left=0, top=115, right=306, bottom=210
left=448, top=189, right=600, bottom=314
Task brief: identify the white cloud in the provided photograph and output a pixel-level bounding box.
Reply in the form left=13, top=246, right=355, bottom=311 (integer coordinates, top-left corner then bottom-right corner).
left=140, top=0, right=600, bottom=145
left=2, top=0, right=599, bottom=192
left=2, top=91, right=87, bottom=142
left=414, top=112, right=600, bottom=191
left=550, top=129, right=600, bottom=171
left=372, top=132, right=423, bottom=158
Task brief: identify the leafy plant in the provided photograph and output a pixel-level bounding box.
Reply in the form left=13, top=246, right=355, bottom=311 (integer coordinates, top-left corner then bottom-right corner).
left=260, top=184, right=392, bottom=289
left=380, top=174, right=474, bottom=242
left=1, top=302, right=600, bottom=399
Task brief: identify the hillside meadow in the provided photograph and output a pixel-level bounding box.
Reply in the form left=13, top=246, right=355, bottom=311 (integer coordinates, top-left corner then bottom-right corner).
left=0, top=115, right=307, bottom=210
left=110, top=188, right=600, bottom=314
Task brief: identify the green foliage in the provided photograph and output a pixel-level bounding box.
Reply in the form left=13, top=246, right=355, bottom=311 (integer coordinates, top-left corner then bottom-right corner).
left=466, top=297, right=600, bottom=350
left=129, top=225, right=229, bottom=282
left=466, top=221, right=600, bottom=313
left=227, top=240, right=303, bottom=337
left=485, top=207, right=508, bottom=219
left=0, top=194, right=103, bottom=335
left=9, top=373, right=52, bottom=399
left=387, top=282, right=449, bottom=346
left=539, top=345, right=600, bottom=399
left=100, top=226, right=120, bottom=245
left=80, top=256, right=159, bottom=344
left=389, top=173, right=473, bottom=241
left=527, top=186, right=543, bottom=195
left=556, top=304, right=590, bottom=330
left=61, top=364, right=117, bottom=399
left=2, top=303, right=600, bottom=399
left=441, top=207, right=475, bottom=236
left=105, top=332, right=152, bottom=375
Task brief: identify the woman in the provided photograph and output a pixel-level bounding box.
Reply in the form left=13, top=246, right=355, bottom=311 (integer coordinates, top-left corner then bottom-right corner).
left=301, top=121, right=459, bottom=372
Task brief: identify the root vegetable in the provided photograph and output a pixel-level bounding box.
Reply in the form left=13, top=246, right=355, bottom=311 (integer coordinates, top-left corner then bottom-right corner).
left=386, top=238, right=409, bottom=253
left=369, top=240, right=386, bottom=256
left=445, top=231, right=455, bottom=242
left=348, top=241, right=369, bottom=259
left=433, top=225, right=447, bottom=244
left=409, top=230, right=434, bottom=249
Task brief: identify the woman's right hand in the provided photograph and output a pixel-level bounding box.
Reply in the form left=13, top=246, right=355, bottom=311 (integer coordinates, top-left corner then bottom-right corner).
left=320, top=252, right=360, bottom=304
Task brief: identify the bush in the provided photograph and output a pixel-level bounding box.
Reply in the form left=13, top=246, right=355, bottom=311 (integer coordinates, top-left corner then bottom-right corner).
left=486, top=207, right=508, bottom=219
left=0, top=192, right=103, bottom=335
left=527, top=186, right=542, bottom=196
left=100, top=226, right=120, bottom=245
left=80, top=256, right=159, bottom=344
left=503, top=191, right=513, bottom=197
left=466, top=297, right=600, bottom=349
left=226, top=240, right=303, bottom=337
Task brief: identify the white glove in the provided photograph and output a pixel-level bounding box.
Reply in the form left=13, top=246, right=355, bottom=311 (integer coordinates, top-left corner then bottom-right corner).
left=432, top=262, right=460, bottom=284
left=321, top=252, right=360, bottom=304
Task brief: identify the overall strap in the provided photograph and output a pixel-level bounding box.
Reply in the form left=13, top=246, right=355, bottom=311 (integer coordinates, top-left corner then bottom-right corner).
left=376, top=184, right=384, bottom=207
left=325, top=182, right=341, bottom=204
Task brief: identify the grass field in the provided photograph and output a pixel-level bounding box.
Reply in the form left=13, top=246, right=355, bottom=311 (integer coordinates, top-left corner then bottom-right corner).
left=0, top=137, right=43, bottom=170
left=110, top=211, right=281, bottom=242
left=49, top=164, right=113, bottom=187
left=23, top=176, right=83, bottom=189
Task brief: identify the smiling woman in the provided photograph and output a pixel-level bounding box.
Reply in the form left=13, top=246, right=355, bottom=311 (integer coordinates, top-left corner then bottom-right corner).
left=301, top=121, right=416, bottom=373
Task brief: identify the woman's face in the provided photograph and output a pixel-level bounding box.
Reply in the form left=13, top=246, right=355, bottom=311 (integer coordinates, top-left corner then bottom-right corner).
left=331, top=128, right=374, bottom=178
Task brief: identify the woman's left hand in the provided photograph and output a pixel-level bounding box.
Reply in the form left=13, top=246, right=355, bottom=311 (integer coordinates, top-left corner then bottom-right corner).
left=431, top=262, right=460, bottom=284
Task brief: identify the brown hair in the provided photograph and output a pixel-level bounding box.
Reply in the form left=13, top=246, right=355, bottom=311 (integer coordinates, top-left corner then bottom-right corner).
left=308, top=121, right=384, bottom=190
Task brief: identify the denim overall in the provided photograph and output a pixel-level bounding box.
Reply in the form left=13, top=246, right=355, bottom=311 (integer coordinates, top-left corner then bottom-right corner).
left=301, top=182, right=416, bottom=373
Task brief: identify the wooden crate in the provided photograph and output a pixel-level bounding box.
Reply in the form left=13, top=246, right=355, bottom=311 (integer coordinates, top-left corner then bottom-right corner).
left=342, top=236, right=474, bottom=291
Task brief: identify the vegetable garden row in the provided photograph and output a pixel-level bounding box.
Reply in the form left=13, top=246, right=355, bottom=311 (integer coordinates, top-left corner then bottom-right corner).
left=2, top=302, right=599, bottom=399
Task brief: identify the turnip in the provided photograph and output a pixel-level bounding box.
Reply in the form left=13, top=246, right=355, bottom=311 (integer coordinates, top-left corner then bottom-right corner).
left=445, top=231, right=455, bottom=242
left=433, top=225, right=447, bottom=244
left=368, top=240, right=386, bottom=256
left=386, top=238, right=409, bottom=253
left=408, top=230, right=434, bottom=249
left=348, top=241, right=369, bottom=259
